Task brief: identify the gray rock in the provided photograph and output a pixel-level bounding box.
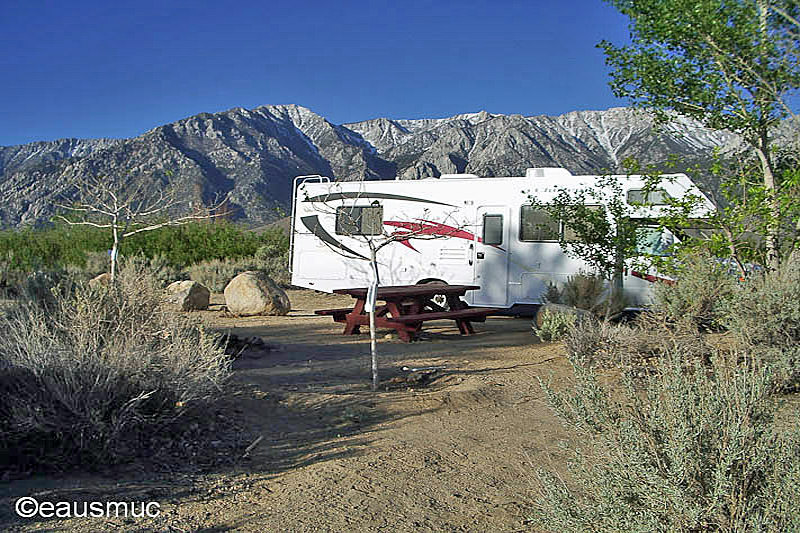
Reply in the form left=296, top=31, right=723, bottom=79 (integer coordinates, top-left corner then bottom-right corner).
left=88, top=272, right=112, bottom=288
left=224, top=271, right=290, bottom=316
left=165, top=280, right=210, bottom=311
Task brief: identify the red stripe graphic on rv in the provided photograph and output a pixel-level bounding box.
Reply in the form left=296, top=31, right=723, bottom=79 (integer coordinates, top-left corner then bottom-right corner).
left=383, top=220, right=504, bottom=252
left=384, top=220, right=479, bottom=241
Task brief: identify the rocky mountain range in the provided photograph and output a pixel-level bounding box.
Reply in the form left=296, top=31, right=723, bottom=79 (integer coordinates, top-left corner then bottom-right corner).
left=0, top=104, right=793, bottom=228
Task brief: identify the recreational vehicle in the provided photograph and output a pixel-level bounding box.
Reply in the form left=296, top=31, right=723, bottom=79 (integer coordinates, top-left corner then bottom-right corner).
left=289, top=168, right=713, bottom=309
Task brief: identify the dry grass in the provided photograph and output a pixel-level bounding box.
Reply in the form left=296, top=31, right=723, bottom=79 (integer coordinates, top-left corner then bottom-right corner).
left=0, top=262, right=233, bottom=471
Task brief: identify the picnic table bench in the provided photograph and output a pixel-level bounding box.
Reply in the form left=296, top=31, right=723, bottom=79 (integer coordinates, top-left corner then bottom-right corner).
left=315, top=284, right=500, bottom=342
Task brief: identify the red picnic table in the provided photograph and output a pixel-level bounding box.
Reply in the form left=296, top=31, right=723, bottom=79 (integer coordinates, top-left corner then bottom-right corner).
left=315, top=284, right=499, bottom=342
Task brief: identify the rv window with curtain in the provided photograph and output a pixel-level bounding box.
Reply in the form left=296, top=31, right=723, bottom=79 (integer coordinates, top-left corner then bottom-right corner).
left=562, top=205, right=604, bottom=242
left=519, top=206, right=559, bottom=241
left=626, top=188, right=672, bottom=206
left=335, top=205, right=383, bottom=236
left=636, top=226, right=676, bottom=256
left=482, top=214, right=504, bottom=245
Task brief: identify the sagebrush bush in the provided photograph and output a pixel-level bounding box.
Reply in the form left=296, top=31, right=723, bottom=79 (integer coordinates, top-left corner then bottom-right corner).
left=563, top=315, right=710, bottom=369
left=123, top=253, right=186, bottom=287
left=533, top=347, right=800, bottom=532
left=561, top=271, right=606, bottom=311
left=541, top=282, right=563, bottom=304
left=189, top=254, right=289, bottom=292
left=82, top=250, right=112, bottom=276
left=0, top=262, right=232, bottom=470
left=535, top=309, right=578, bottom=342
left=552, top=271, right=627, bottom=319
left=653, top=249, right=737, bottom=331
left=723, top=256, right=800, bottom=349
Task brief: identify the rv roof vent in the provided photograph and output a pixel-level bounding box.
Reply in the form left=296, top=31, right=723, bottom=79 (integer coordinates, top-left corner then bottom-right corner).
left=439, top=173, right=480, bottom=179
left=525, top=167, right=573, bottom=179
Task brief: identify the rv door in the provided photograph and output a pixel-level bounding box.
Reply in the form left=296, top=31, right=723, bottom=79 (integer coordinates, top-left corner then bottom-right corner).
left=472, top=206, right=510, bottom=307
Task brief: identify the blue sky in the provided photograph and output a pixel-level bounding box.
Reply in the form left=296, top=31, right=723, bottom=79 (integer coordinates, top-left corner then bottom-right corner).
left=0, top=0, right=631, bottom=146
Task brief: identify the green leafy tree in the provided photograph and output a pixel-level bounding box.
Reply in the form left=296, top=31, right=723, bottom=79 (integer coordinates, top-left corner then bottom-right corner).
left=528, top=169, right=671, bottom=320
left=600, top=0, right=800, bottom=269
left=658, top=150, right=800, bottom=275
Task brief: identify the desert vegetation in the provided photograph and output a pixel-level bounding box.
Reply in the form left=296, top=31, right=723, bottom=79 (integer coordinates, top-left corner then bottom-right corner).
left=0, top=220, right=289, bottom=296
left=527, top=1, right=800, bottom=530
left=531, top=254, right=800, bottom=532
left=0, top=1, right=798, bottom=530
left=0, top=262, right=237, bottom=472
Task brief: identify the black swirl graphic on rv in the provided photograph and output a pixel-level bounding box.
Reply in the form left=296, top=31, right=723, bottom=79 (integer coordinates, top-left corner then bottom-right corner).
left=299, top=215, right=369, bottom=260
left=303, top=192, right=454, bottom=206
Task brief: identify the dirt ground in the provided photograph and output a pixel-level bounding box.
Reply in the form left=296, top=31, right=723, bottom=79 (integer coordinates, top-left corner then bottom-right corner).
left=0, top=290, right=579, bottom=532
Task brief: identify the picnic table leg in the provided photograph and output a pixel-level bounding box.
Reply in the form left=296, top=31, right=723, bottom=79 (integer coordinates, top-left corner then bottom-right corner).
left=385, top=300, right=416, bottom=342
left=456, top=319, right=475, bottom=335
left=344, top=298, right=366, bottom=335
left=446, top=294, right=467, bottom=311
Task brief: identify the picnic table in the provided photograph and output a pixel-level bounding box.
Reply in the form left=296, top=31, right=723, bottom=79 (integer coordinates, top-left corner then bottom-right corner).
left=315, top=284, right=499, bottom=342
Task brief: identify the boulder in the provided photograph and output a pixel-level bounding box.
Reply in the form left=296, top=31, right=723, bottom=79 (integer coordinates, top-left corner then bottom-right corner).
left=224, top=271, right=290, bottom=316
left=166, top=280, right=210, bottom=311
left=89, top=273, right=112, bottom=288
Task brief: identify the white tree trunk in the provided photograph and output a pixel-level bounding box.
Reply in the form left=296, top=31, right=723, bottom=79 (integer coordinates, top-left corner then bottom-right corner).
left=755, top=142, right=781, bottom=270
left=367, top=244, right=380, bottom=391
left=111, top=218, right=119, bottom=282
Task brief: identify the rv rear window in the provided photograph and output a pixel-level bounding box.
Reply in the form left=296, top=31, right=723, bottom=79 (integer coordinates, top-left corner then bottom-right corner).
left=627, top=188, right=672, bottom=206
left=482, top=214, right=504, bottom=245
left=335, top=205, right=383, bottom=236
left=520, top=206, right=559, bottom=241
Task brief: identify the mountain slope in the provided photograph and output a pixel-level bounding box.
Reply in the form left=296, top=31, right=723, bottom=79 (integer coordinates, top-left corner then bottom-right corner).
left=0, top=105, right=389, bottom=227
left=1, top=105, right=790, bottom=228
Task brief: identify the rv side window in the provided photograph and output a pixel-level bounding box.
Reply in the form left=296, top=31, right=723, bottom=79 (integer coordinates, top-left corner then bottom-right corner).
left=519, top=206, right=559, bottom=241
left=482, top=214, right=504, bottom=245
left=335, top=205, right=383, bottom=236
left=627, top=188, right=672, bottom=206
left=563, top=205, right=604, bottom=242
left=636, top=226, right=675, bottom=256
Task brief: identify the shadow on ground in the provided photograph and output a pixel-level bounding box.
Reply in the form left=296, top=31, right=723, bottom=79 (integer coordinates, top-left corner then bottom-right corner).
left=0, top=294, right=540, bottom=531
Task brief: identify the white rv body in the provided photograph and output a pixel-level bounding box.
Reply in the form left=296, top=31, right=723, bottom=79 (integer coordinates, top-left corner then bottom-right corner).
left=289, top=168, right=713, bottom=308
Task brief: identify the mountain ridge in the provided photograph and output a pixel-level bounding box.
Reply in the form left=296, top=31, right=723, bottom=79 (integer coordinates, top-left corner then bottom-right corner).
left=0, top=104, right=792, bottom=228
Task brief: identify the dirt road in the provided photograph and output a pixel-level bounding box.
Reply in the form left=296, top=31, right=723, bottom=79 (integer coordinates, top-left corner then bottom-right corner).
left=1, top=290, right=575, bottom=532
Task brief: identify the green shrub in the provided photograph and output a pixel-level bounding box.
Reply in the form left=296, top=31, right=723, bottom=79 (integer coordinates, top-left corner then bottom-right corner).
left=123, top=253, right=186, bottom=287
left=81, top=250, right=112, bottom=276
left=653, top=249, right=737, bottom=331
left=541, top=281, right=563, bottom=304
left=188, top=254, right=289, bottom=292
left=561, top=271, right=606, bottom=311
left=535, top=309, right=578, bottom=342
left=563, top=315, right=710, bottom=369
left=0, top=221, right=290, bottom=272
left=723, top=256, right=800, bottom=349
left=0, top=262, right=232, bottom=470
left=254, top=243, right=285, bottom=261
left=0, top=254, right=21, bottom=298
left=188, top=257, right=257, bottom=292
left=533, top=347, right=800, bottom=532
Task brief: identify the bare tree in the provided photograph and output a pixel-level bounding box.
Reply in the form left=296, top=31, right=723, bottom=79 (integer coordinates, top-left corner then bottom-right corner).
left=57, top=175, right=231, bottom=281
left=304, top=180, right=468, bottom=390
